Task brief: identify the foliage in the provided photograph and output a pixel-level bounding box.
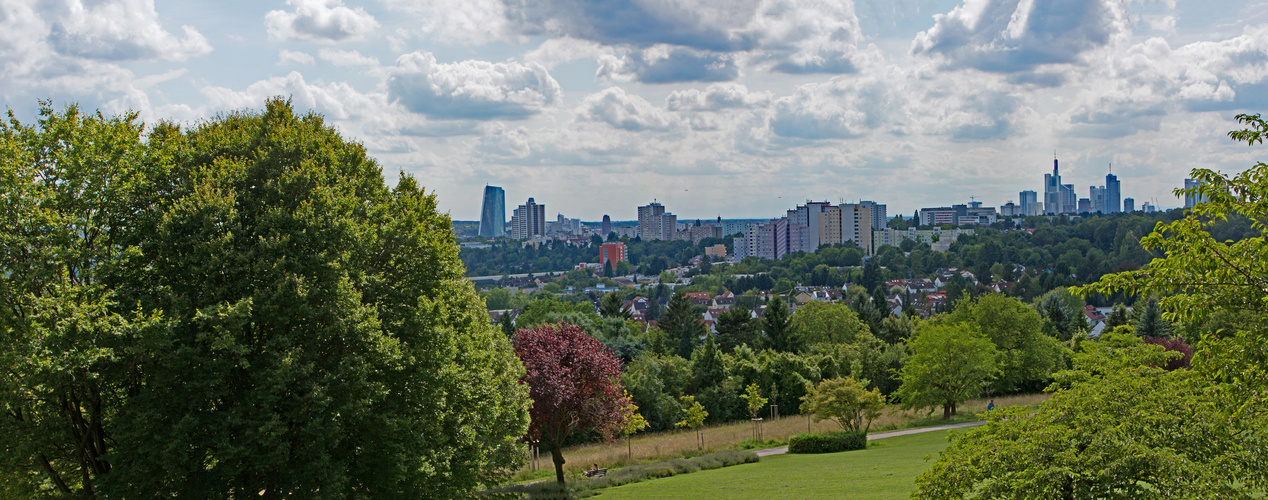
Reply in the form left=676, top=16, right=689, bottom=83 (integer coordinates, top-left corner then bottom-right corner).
left=620, top=353, right=692, bottom=431
left=913, top=331, right=1251, bottom=499
left=941, top=294, right=1065, bottom=393
left=0, top=101, right=530, bottom=497
left=714, top=305, right=759, bottom=352
left=600, top=291, right=632, bottom=320
left=894, top=323, right=998, bottom=419
left=1036, top=288, right=1089, bottom=340
left=675, top=395, right=709, bottom=450
left=762, top=296, right=795, bottom=352
left=786, top=431, right=868, bottom=454
left=691, top=336, right=725, bottom=391
left=515, top=297, right=598, bottom=327
left=743, top=383, right=768, bottom=419
left=515, top=322, right=627, bottom=485
left=1133, top=295, right=1171, bottom=338
left=1142, top=336, right=1193, bottom=371
left=618, top=392, right=650, bottom=438
left=799, top=377, right=886, bottom=433
left=660, top=293, right=705, bottom=359
left=490, top=450, right=758, bottom=498
left=789, top=301, right=869, bottom=348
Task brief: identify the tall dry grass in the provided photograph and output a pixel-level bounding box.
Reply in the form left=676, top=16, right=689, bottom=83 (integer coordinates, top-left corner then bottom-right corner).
left=511, top=393, right=1050, bottom=481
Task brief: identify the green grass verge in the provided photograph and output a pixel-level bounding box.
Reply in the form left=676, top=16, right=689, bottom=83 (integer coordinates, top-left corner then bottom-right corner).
left=593, top=430, right=955, bottom=499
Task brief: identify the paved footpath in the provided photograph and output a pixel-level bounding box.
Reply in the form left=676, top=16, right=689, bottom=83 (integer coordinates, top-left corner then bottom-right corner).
left=753, top=420, right=987, bottom=457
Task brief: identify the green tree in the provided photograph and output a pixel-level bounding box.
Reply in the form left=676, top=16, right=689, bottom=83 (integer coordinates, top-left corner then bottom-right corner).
left=861, top=261, right=882, bottom=291
left=914, top=331, right=1245, bottom=499
left=515, top=296, right=598, bottom=327
left=618, top=393, right=650, bottom=461
left=1133, top=295, right=1171, bottom=338
left=714, top=304, right=759, bottom=352
left=762, top=296, right=795, bottom=352
left=660, top=293, right=704, bottom=358
left=790, top=301, right=869, bottom=348
left=1104, top=303, right=1131, bottom=329
left=500, top=312, right=517, bottom=337
left=0, top=101, right=530, bottom=497
left=483, top=287, right=514, bottom=310
left=599, top=291, right=632, bottom=320
left=799, top=377, right=886, bottom=433
left=691, top=335, right=725, bottom=391
left=744, top=382, right=768, bottom=420
left=895, top=323, right=998, bottom=419
left=943, top=294, right=1064, bottom=393
left=676, top=396, right=709, bottom=450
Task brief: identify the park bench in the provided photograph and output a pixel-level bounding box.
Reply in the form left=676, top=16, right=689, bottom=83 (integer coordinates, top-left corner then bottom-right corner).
left=583, top=468, right=608, bottom=478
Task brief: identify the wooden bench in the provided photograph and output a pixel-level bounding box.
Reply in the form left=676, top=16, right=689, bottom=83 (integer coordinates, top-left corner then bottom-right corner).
left=583, top=468, right=608, bottom=478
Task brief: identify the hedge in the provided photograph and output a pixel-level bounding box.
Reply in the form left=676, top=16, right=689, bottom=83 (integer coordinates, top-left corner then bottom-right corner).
left=787, top=431, right=867, bottom=454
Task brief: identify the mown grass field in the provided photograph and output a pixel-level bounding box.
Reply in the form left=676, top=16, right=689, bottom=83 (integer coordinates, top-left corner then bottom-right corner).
left=509, top=393, right=1045, bottom=483
left=591, top=429, right=955, bottom=499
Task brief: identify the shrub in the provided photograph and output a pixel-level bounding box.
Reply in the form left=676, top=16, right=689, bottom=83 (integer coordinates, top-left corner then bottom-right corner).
left=486, top=449, right=758, bottom=498
left=787, top=431, right=867, bottom=454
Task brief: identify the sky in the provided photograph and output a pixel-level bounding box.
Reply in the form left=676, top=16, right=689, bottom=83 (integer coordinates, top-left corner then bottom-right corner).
left=4, top=0, right=1268, bottom=221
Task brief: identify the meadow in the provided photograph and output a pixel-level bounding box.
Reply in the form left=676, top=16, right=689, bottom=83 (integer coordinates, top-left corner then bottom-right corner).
left=594, top=429, right=954, bottom=499
left=509, top=393, right=1046, bottom=483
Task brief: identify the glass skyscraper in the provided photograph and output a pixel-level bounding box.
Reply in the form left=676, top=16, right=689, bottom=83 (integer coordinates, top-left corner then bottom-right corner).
left=1105, top=173, right=1120, bottom=213
left=479, top=185, right=505, bottom=238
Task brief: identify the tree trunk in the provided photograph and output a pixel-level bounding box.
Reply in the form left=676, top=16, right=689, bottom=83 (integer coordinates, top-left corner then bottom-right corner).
left=550, top=445, right=566, bottom=486
left=942, top=403, right=952, bottom=420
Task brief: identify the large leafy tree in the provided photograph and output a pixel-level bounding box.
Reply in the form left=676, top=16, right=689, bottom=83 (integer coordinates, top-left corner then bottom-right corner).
left=714, top=304, right=759, bottom=352
left=0, top=101, right=530, bottom=497
left=789, top=301, right=869, bottom=348
left=917, top=113, right=1268, bottom=497
left=515, top=322, right=627, bottom=485
left=894, top=323, right=998, bottom=419
left=800, top=376, right=886, bottom=433
left=941, top=294, right=1065, bottom=393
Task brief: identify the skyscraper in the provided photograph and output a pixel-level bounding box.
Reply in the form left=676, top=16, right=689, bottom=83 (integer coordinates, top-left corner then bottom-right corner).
left=510, top=198, right=545, bottom=239
left=1044, top=157, right=1062, bottom=214
left=1090, top=186, right=1106, bottom=214
left=601, top=215, right=612, bottom=236
left=1184, top=178, right=1207, bottom=208
left=1124, top=197, right=1135, bottom=212
left=1105, top=172, right=1120, bottom=213
left=1019, top=190, right=1040, bottom=216
left=860, top=201, right=887, bottom=230
left=478, top=185, right=505, bottom=238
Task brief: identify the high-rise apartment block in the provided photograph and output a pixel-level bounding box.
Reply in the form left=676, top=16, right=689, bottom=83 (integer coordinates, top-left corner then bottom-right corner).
left=599, top=242, right=628, bottom=268
left=637, top=202, right=678, bottom=240
left=478, top=186, right=505, bottom=238
left=510, top=198, right=545, bottom=240
left=859, top=201, right=887, bottom=230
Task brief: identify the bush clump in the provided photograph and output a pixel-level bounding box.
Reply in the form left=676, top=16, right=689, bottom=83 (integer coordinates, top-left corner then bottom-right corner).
left=787, top=431, right=867, bottom=454
left=487, top=449, right=758, bottom=499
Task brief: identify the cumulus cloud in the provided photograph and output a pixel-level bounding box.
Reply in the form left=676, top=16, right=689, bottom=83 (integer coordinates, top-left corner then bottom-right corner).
left=4, top=0, right=212, bottom=65
left=577, top=87, right=680, bottom=132
left=597, top=46, right=740, bottom=83
left=524, top=37, right=614, bottom=68
left=666, top=83, right=771, bottom=111
left=278, top=50, right=315, bottom=65
left=912, top=0, right=1130, bottom=72
left=501, top=0, right=866, bottom=81
left=379, top=0, right=509, bottom=44
left=1063, top=26, right=1268, bottom=137
left=479, top=122, right=532, bottom=157
left=318, top=48, right=379, bottom=67
left=767, top=75, right=902, bottom=140
left=265, top=0, right=379, bottom=43
left=386, top=52, right=562, bottom=120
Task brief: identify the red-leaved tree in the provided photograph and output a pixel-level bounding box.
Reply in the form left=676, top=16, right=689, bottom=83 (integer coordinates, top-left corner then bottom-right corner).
left=514, top=322, right=627, bottom=485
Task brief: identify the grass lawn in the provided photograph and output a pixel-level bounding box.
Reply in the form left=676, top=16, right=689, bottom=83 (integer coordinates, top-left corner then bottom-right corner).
left=593, top=430, right=954, bottom=499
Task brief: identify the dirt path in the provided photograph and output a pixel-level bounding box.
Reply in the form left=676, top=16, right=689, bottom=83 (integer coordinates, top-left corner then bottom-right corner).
left=753, top=420, right=986, bottom=457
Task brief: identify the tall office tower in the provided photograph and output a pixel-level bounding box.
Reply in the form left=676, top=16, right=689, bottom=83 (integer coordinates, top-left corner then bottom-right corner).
left=601, top=215, right=612, bottom=236
left=478, top=185, right=506, bottom=238
left=1077, top=198, right=1092, bottom=213
left=1061, top=184, right=1077, bottom=214
left=1019, top=190, right=1040, bottom=216
left=1044, top=157, right=1062, bottom=214
left=510, top=198, right=545, bottom=239
left=1124, top=198, right=1135, bottom=212
left=1184, top=178, right=1208, bottom=208
left=859, top=201, right=887, bottom=230
left=1105, top=172, right=1120, bottom=213
left=1089, top=186, right=1106, bottom=214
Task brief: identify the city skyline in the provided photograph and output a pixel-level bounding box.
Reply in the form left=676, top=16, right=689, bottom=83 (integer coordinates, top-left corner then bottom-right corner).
left=3, top=1, right=1265, bottom=220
